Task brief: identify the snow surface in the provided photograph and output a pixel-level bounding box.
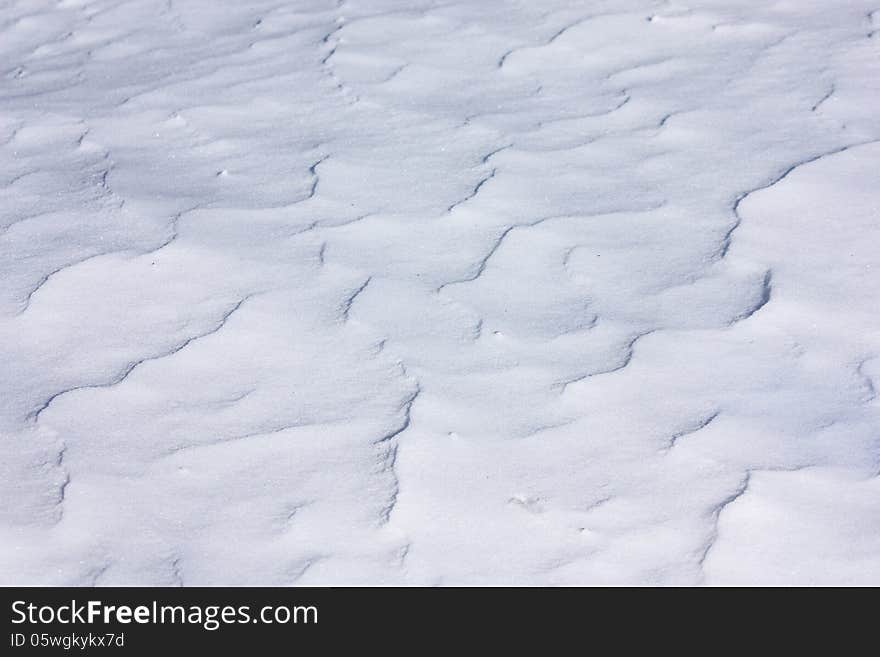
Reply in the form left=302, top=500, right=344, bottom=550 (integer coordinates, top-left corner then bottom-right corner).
left=1, top=0, right=878, bottom=585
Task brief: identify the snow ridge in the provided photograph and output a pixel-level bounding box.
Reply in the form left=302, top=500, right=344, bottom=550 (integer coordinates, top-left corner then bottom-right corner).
left=1, top=0, right=879, bottom=585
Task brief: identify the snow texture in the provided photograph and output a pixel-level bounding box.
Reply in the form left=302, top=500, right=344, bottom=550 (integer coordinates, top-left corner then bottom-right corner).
left=1, top=0, right=878, bottom=585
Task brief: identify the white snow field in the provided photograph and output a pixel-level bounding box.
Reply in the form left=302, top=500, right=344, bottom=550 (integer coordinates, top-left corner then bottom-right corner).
left=1, top=0, right=878, bottom=586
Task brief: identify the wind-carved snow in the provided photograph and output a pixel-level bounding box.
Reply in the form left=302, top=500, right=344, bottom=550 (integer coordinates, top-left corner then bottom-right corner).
left=1, top=0, right=878, bottom=585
